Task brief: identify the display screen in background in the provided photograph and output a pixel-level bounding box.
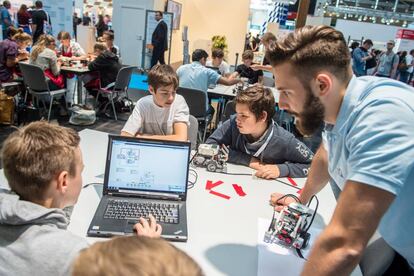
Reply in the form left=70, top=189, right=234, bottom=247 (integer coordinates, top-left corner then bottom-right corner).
left=129, top=73, right=149, bottom=91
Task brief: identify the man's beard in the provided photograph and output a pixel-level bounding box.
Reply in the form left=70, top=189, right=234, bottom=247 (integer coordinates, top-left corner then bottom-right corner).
left=295, top=87, right=325, bottom=136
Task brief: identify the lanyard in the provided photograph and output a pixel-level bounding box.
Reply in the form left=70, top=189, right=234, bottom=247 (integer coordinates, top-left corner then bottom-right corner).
left=244, top=121, right=274, bottom=158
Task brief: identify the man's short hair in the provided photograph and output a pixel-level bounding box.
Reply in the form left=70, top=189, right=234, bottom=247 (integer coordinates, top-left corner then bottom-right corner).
left=72, top=236, right=203, bottom=276
left=235, top=85, right=275, bottom=124
left=94, top=42, right=107, bottom=52
left=3, top=1, right=10, bottom=7
left=192, top=49, right=209, bottom=62
left=148, top=64, right=179, bottom=92
left=242, top=50, right=254, bottom=61
left=211, top=48, right=224, bottom=59
left=155, top=11, right=163, bottom=17
left=363, top=39, right=373, bottom=46
left=410, top=49, right=414, bottom=55
left=35, top=0, right=43, bottom=8
left=266, top=25, right=352, bottom=84
left=1, top=122, right=80, bottom=201
left=103, top=31, right=114, bottom=41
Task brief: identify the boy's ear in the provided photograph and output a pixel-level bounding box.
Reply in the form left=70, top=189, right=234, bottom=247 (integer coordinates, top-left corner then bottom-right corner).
left=258, top=111, right=268, bottom=122
left=56, top=170, right=69, bottom=194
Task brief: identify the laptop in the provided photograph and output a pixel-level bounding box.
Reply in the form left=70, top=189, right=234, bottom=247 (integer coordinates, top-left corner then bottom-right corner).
left=87, top=135, right=191, bottom=242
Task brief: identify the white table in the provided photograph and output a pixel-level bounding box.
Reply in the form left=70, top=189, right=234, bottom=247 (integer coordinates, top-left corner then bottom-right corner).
left=0, top=129, right=361, bottom=276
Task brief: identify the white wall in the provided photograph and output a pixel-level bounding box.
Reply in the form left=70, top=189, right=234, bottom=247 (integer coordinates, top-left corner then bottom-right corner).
left=335, top=19, right=401, bottom=44
left=41, top=0, right=73, bottom=37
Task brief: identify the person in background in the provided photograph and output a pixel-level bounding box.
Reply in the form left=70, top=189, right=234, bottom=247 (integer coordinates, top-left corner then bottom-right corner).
left=349, top=41, right=359, bottom=56
left=30, top=1, right=50, bottom=44
left=17, top=4, right=32, bottom=35
left=373, top=40, right=399, bottom=79
left=102, top=30, right=120, bottom=57
left=365, top=48, right=378, bottom=76
left=232, top=50, right=263, bottom=85
left=0, top=28, right=32, bottom=82
left=251, top=32, right=276, bottom=72
left=72, top=236, right=202, bottom=276
left=95, top=14, right=108, bottom=38
left=397, top=51, right=410, bottom=83
left=252, top=34, right=261, bottom=52
left=0, top=122, right=162, bottom=276
left=104, top=14, right=112, bottom=30
left=88, top=42, right=121, bottom=88
left=206, top=48, right=230, bottom=77
left=121, top=64, right=189, bottom=141
left=352, top=39, right=373, bottom=77
left=57, top=31, right=86, bottom=59
left=73, top=12, right=82, bottom=40
left=176, top=49, right=241, bottom=116
left=150, top=11, right=168, bottom=68
left=206, top=85, right=313, bottom=179
left=0, top=1, right=12, bottom=39
left=407, top=49, right=414, bottom=85
left=244, top=32, right=252, bottom=51
left=30, top=34, right=64, bottom=90
left=82, top=12, right=91, bottom=26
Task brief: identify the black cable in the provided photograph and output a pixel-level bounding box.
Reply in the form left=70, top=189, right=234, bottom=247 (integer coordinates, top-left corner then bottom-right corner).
left=82, top=182, right=103, bottom=189
left=303, top=195, right=319, bottom=233
left=187, top=169, right=198, bottom=190
left=296, top=247, right=306, bottom=260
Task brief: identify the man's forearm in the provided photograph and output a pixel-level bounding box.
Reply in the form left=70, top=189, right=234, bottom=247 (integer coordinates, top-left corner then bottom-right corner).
left=299, top=146, right=330, bottom=204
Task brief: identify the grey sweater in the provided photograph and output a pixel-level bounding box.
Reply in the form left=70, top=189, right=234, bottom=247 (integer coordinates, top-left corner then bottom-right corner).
left=206, top=116, right=314, bottom=178
left=0, top=190, right=89, bottom=276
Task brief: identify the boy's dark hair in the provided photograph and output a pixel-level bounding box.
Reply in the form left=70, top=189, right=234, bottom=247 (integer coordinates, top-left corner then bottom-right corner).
left=93, top=42, right=107, bottom=52
left=363, top=39, right=373, bottom=46
left=242, top=50, right=254, bottom=61
left=103, top=31, right=114, bottom=41
left=148, top=64, right=179, bottom=92
left=211, top=48, right=224, bottom=59
left=192, top=49, right=208, bottom=62
left=235, top=85, right=275, bottom=124
left=57, top=31, right=71, bottom=41
left=35, top=0, right=43, bottom=8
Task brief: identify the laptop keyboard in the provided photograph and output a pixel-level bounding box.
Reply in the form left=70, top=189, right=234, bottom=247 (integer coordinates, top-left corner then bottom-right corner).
left=104, top=199, right=179, bottom=224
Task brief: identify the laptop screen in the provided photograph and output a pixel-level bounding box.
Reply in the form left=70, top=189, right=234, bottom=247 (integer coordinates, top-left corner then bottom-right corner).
left=105, top=137, right=190, bottom=196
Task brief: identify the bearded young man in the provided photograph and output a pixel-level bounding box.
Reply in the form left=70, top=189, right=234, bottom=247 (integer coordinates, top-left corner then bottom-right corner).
left=267, top=25, right=414, bottom=275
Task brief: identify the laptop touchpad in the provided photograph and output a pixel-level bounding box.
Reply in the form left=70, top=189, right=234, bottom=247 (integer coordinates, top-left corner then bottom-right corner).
left=125, top=220, right=137, bottom=233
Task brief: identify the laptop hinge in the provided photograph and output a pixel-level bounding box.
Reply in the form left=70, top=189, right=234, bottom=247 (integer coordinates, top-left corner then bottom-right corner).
left=108, top=190, right=182, bottom=200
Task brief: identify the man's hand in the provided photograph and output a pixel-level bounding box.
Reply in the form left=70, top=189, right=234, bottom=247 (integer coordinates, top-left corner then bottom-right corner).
left=133, top=215, right=162, bottom=238
left=255, top=164, right=280, bottom=179
left=269, top=192, right=297, bottom=211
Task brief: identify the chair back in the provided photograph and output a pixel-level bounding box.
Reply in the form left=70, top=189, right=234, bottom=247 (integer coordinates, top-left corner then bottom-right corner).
left=221, top=100, right=236, bottom=122
left=113, top=66, right=135, bottom=92
left=188, top=115, right=199, bottom=150
left=177, top=87, right=207, bottom=118
left=19, top=62, right=49, bottom=92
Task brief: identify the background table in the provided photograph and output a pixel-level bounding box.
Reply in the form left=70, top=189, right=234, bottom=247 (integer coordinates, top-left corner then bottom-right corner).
left=61, top=66, right=90, bottom=104
left=0, top=129, right=361, bottom=276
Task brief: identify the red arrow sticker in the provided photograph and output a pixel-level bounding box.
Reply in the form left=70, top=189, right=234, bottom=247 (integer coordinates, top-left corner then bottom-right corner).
left=232, top=184, right=246, bottom=197
left=297, top=189, right=303, bottom=195
left=287, top=177, right=298, bottom=187
left=205, top=180, right=224, bottom=190
left=209, top=190, right=231, bottom=200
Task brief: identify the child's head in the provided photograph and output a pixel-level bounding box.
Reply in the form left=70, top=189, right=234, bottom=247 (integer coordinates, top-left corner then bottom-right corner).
left=235, top=85, right=275, bottom=134
left=102, top=31, right=114, bottom=47
left=148, top=64, right=179, bottom=107
left=211, top=48, right=224, bottom=64
left=1, top=122, right=83, bottom=207
left=71, top=236, right=203, bottom=276
left=93, top=42, right=107, bottom=56
left=242, top=50, right=254, bottom=67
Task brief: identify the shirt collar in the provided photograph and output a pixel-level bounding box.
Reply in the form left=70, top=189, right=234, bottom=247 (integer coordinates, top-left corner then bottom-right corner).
left=329, top=75, right=359, bottom=133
